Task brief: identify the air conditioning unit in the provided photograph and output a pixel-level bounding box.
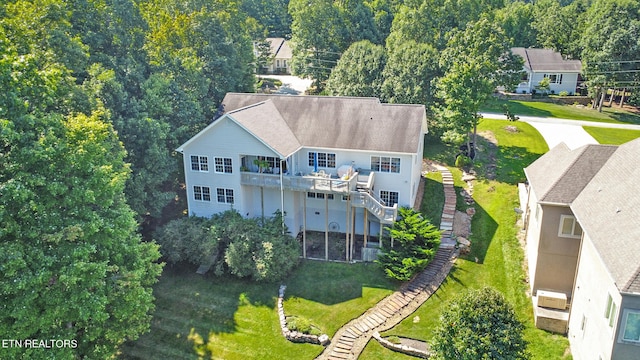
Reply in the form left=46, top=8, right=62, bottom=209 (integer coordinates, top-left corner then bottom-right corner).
left=537, top=290, right=567, bottom=310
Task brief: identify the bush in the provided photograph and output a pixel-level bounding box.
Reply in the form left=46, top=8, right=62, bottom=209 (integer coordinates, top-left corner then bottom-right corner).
left=376, top=207, right=441, bottom=281
left=224, top=211, right=300, bottom=282
left=287, top=316, right=322, bottom=336
left=154, top=217, right=220, bottom=265
left=155, top=211, right=300, bottom=282
left=455, top=154, right=470, bottom=168
left=431, top=287, right=529, bottom=360
left=558, top=91, right=569, bottom=96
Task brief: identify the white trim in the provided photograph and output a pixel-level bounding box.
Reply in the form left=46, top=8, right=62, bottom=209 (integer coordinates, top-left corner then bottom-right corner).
left=193, top=185, right=211, bottom=202
left=558, top=214, right=582, bottom=238
left=213, top=157, right=233, bottom=174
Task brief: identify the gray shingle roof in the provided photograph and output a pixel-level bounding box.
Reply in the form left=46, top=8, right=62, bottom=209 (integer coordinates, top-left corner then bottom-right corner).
left=266, top=38, right=292, bottom=59
left=512, top=47, right=582, bottom=72
left=220, top=93, right=426, bottom=155
left=571, top=138, right=640, bottom=294
left=524, top=143, right=616, bottom=204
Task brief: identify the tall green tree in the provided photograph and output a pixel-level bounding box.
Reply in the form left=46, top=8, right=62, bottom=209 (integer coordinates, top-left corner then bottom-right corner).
left=580, top=0, right=640, bottom=111
left=495, top=1, right=537, bottom=47
left=432, top=287, right=529, bottom=360
left=381, top=41, right=440, bottom=106
left=532, top=0, right=587, bottom=59
left=376, top=207, right=441, bottom=281
left=326, top=40, right=387, bottom=97
left=0, top=29, right=162, bottom=359
left=436, top=18, right=522, bottom=152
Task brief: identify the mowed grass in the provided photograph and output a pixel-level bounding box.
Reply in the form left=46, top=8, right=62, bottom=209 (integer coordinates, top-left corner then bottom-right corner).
left=481, top=98, right=640, bottom=125
left=120, top=260, right=398, bottom=359
left=362, top=121, right=571, bottom=359
left=583, top=126, right=640, bottom=145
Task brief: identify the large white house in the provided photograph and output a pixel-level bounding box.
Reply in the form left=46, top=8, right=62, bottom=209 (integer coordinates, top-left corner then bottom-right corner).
left=522, top=138, right=640, bottom=359
left=177, top=93, right=428, bottom=260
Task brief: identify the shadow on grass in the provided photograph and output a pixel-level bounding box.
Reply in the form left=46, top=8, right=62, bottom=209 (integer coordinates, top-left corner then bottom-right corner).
left=421, top=177, right=444, bottom=228
left=608, top=111, right=640, bottom=125
left=285, top=260, right=399, bottom=305
left=463, top=185, right=498, bottom=264
left=494, top=145, right=544, bottom=185
left=481, top=98, right=553, bottom=118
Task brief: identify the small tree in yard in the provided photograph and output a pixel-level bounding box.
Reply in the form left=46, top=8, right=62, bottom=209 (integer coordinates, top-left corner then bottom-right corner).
left=432, top=287, right=529, bottom=360
left=376, top=207, right=441, bottom=281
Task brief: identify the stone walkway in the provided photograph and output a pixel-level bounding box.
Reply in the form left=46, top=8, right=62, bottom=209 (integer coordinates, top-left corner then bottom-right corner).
left=316, top=166, right=458, bottom=360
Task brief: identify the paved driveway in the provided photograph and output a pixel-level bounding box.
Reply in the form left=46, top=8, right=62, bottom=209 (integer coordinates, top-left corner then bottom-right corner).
left=481, top=112, right=640, bottom=150
left=258, top=75, right=312, bottom=95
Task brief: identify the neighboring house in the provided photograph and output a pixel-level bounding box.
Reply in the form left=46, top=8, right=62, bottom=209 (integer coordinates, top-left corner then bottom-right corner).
left=511, top=47, right=582, bottom=95
left=259, top=38, right=292, bottom=74
left=176, top=93, right=428, bottom=261
left=522, top=139, right=640, bottom=359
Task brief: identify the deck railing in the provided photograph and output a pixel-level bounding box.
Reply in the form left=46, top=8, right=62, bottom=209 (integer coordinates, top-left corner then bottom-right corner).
left=350, top=191, right=397, bottom=224
left=240, top=172, right=358, bottom=194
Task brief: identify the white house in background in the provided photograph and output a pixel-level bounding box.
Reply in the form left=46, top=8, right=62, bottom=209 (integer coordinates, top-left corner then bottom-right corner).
left=263, top=38, right=292, bottom=74
left=176, top=93, right=428, bottom=261
left=521, top=138, right=640, bottom=359
left=511, top=47, right=582, bottom=95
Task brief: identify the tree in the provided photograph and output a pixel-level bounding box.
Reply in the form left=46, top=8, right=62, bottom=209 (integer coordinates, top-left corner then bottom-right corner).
left=580, top=0, right=640, bottom=111
left=436, top=18, right=522, bottom=154
left=0, top=34, right=162, bottom=359
left=381, top=41, right=440, bottom=106
left=289, top=0, right=348, bottom=91
left=376, top=207, right=441, bottom=281
left=532, top=0, right=587, bottom=59
left=154, top=217, right=221, bottom=265
left=327, top=40, right=387, bottom=97
left=495, top=1, right=537, bottom=48
left=224, top=211, right=300, bottom=282
left=432, top=287, right=529, bottom=360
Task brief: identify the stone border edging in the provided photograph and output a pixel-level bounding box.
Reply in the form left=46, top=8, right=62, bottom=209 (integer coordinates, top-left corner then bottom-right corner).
left=372, top=332, right=430, bottom=359
left=277, top=285, right=330, bottom=345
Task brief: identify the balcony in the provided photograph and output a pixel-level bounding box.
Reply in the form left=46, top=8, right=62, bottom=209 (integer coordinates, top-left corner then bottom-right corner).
left=240, top=171, right=358, bottom=194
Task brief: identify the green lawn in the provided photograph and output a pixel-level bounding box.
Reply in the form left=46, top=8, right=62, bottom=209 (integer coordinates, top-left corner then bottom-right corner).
left=481, top=98, right=640, bottom=125
left=362, top=120, right=571, bottom=359
left=120, top=260, right=398, bottom=359
left=583, top=126, right=640, bottom=145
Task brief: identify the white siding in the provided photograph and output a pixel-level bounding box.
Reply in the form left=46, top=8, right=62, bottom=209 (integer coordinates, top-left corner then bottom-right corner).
left=182, top=117, right=281, bottom=218
left=569, top=235, right=619, bottom=360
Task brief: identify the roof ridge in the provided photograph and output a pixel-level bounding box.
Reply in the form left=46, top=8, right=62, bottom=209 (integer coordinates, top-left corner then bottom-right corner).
left=539, top=144, right=612, bottom=202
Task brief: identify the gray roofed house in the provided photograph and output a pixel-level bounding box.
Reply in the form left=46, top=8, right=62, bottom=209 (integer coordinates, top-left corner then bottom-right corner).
left=512, top=47, right=582, bottom=95
left=176, top=93, right=429, bottom=262
left=522, top=138, right=640, bottom=359
left=261, top=38, right=292, bottom=74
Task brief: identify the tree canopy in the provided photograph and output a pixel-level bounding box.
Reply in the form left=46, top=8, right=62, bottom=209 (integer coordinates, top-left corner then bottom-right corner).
left=0, top=8, right=163, bottom=356
left=432, top=287, right=529, bottom=360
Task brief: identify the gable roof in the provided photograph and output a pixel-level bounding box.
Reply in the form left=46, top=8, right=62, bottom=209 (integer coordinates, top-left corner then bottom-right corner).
left=524, top=143, right=616, bottom=204
left=219, top=93, right=427, bottom=154
left=512, top=47, right=582, bottom=73
left=266, top=38, right=292, bottom=59
left=571, top=138, right=640, bottom=294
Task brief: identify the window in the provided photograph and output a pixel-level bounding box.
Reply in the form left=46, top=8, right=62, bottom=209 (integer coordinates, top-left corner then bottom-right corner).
left=214, top=157, right=233, bottom=173
left=605, top=294, right=618, bottom=328
left=520, top=72, right=530, bottom=83
left=621, top=309, right=640, bottom=343
left=216, top=188, right=234, bottom=204
left=371, top=156, right=401, bottom=173
left=307, top=192, right=333, bottom=200
left=558, top=215, right=583, bottom=238
left=276, top=59, right=280, bottom=67
left=380, top=190, right=399, bottom=206
left=544, top=73, right=563, bottom=84
left=191, top=155, right=208, bottom=172
left=308, top=152, right=336, bottom=168
left=193, top=186, right=211, bottom=201
left=342, top=195, right=350, bottom=202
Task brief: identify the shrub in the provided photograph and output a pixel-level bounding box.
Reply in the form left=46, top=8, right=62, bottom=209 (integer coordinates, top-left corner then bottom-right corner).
left=558, top=90, right=569, bottom=96
left=287, top=316, right=322, bottom=336
left=224, top=211, right=300, bottom=282
left=431, top=287, right=529, bottom=360
left=455, top=154, right=470, bottom=168
left=154, top=217, right=220, bottom=265
left=376, top=207, right=441, bottom=281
